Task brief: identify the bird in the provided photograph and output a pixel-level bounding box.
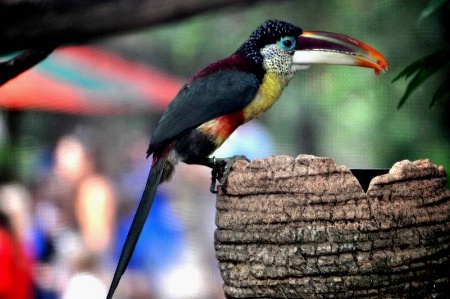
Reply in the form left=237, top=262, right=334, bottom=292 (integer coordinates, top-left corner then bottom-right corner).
left=106, top=19, right=387, bottom=298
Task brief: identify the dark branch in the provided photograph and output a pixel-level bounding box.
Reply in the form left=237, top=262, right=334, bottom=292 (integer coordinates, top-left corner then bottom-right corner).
left=0, top=47, right=56, bottom=86
left=0, top=0, right=268, bottom=86
left=0, top=0, right=265, bottom=55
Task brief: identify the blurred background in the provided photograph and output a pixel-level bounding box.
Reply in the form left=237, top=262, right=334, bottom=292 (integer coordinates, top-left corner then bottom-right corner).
left=0, top=0, right=448, bottom=298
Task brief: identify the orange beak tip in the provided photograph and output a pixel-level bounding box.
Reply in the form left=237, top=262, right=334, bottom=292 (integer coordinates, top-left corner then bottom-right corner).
left=378, top=60, right=388, bottom=69
left=375, top=60, right=388, bottom=76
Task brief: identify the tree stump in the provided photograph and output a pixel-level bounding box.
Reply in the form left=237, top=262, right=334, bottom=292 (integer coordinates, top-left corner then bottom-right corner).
left=215, top=155, right=450, bottom=298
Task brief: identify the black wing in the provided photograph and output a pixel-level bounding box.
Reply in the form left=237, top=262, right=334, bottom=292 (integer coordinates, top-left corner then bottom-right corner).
left=147, top=69, right=259, bottom=155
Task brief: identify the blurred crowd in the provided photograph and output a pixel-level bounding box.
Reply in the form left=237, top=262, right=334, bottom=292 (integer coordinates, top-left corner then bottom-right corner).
left=0, top=121, right=273, bottom=299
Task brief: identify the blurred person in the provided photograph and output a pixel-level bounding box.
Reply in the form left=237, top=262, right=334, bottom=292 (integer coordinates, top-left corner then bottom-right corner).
left=33, top=130, right=117, bottom=297
left=62, top=250, right=107, bottom=299
left=53, top=133, right=116, bottom=255
left=0, top=183, right=34, bottom=299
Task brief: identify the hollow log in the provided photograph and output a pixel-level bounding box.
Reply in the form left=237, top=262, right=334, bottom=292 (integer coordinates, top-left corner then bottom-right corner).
left=215, top=155, right=450, bottom=298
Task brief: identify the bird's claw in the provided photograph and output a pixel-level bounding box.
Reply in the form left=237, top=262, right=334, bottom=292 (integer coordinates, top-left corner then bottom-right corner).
left=210, top=157, right=221, bottom=193
left=209, top=155, right=250, bottom=194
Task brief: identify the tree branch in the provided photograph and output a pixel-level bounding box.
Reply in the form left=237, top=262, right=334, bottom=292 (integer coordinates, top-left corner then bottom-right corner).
left=0, top=47, right=56, bottom=86
left=0, top=0, right=267, bottom=86
left=0, top=0, right=265, bottom=55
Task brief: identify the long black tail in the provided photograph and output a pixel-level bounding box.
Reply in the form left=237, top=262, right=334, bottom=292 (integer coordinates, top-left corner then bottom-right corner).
left=106, top=158, right=165, bottom=299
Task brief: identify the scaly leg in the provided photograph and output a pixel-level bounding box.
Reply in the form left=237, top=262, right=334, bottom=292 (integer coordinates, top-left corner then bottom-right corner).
left=185, top=155, right=250, bottom=193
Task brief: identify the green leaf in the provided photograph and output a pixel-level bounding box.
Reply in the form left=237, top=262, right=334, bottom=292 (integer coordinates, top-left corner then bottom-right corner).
left=393, top=48, right=450, bottom=108
left=419, top=0, right=448, bottom=22
left=391, top=57, right=427, bottom=83
left=392, top=48, right=449, bottom=83
left=430, top=77, right=450, bottom=107
left=396, top=59, right=445, bottom=109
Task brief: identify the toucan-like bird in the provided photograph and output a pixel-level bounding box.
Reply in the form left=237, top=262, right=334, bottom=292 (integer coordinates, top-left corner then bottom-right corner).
left=106, top=20, right=387, bottom=298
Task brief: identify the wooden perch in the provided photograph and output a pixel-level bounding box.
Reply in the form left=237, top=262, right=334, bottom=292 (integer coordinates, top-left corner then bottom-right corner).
left=215, top=155, right=450, bottom=298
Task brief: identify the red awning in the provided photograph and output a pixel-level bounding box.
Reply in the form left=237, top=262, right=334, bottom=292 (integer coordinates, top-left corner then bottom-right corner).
left=0, top=46, right=183, bottom=114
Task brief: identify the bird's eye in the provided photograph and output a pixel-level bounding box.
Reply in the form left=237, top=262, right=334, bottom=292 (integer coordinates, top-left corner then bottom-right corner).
left=277, top=37, right=296, bottom=51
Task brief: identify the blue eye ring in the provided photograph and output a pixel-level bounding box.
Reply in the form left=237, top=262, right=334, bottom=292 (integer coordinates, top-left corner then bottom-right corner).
left=277, top=37, right=296, bottom=51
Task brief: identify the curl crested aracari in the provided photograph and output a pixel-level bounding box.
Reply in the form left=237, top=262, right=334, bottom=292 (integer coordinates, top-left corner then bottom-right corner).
left=107, top=19, right=387, bottom=298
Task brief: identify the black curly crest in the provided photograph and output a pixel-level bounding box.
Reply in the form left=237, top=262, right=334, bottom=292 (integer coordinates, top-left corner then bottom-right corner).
left=237, top=20, right=302, bottom=67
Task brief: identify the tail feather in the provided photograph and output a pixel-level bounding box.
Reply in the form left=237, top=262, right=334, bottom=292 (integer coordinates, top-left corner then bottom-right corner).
left=106, top=158, right=165, bottom=299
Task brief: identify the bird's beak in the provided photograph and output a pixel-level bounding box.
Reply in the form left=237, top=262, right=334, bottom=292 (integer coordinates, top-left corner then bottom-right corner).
left=293, top=31, right=388, bottom=75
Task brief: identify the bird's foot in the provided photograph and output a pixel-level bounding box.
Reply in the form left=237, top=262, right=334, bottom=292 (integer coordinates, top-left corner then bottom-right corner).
left=209, top=155, right=250, bottom=193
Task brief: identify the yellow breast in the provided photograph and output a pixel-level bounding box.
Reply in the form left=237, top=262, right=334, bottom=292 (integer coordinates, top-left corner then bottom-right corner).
left=243, top=72, right=290, bottom=121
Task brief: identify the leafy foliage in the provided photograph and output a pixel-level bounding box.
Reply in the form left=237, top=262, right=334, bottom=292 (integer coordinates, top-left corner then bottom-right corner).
left=393, top=0, right=449, bottom=108
left=419, top=0, right=448, bottom=22
left=392, top=48, right=450, bottom=108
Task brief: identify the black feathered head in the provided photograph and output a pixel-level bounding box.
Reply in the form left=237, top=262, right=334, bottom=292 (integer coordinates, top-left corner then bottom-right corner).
left=237, top=20, right=302, bottom=66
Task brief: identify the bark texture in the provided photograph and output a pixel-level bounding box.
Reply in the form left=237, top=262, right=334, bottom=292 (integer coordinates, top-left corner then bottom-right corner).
left=215, top=155, right=450, bottom=298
